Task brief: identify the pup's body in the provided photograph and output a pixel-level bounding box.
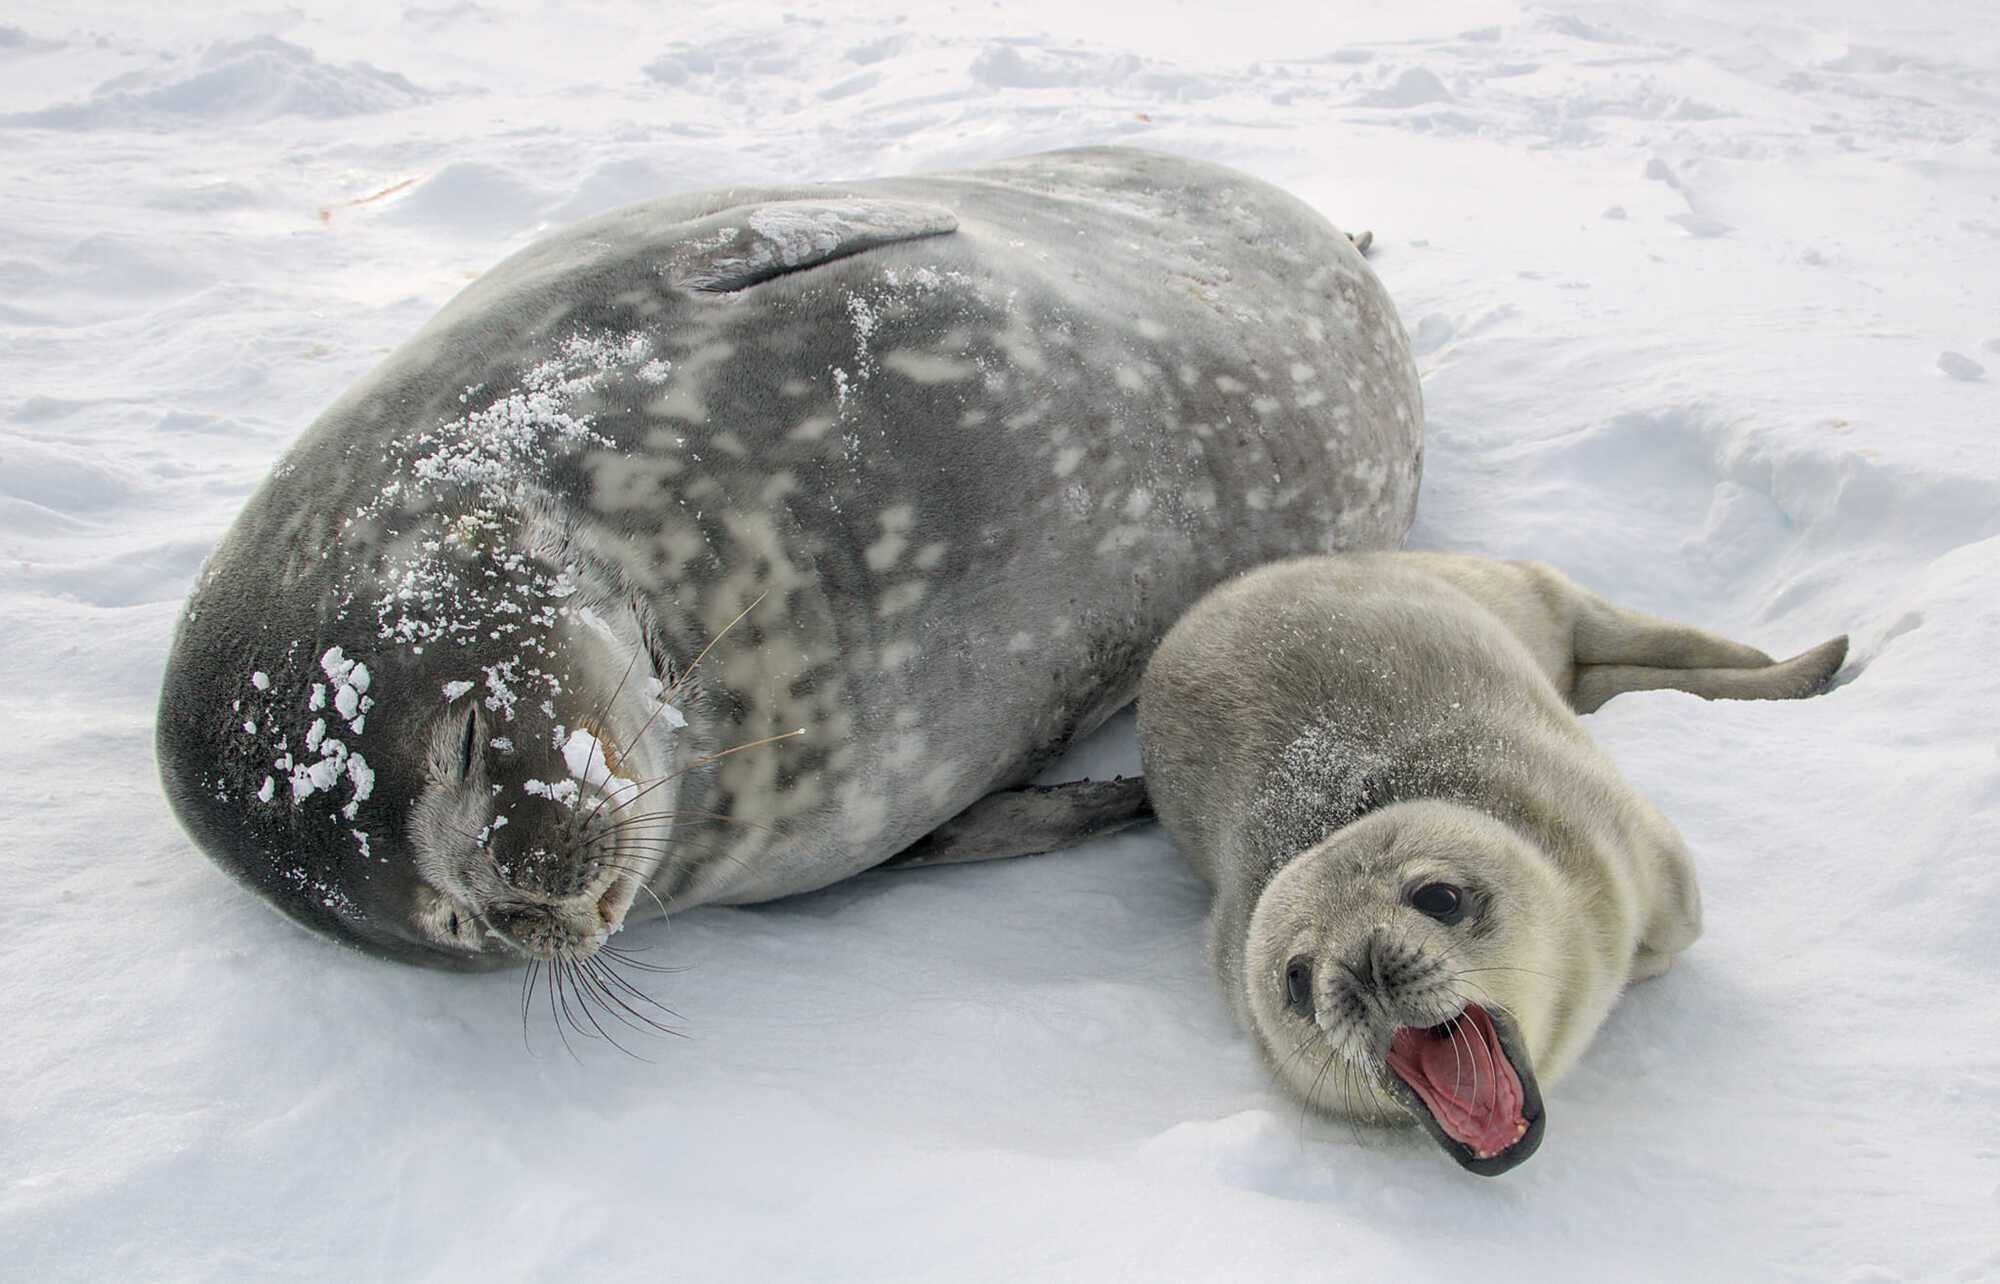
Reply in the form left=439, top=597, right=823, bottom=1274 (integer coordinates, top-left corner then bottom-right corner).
left=1137, top=553, right=1844, bottom=1174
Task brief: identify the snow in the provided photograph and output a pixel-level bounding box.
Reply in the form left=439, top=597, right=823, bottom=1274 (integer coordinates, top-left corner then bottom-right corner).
left=1939, top=350, right=1987, bottom=381
left=521, top=777, right=582, bottom=808
left=558, top=727, right=640, bottom=810
left=2, top=1, right=1996, bottom=1280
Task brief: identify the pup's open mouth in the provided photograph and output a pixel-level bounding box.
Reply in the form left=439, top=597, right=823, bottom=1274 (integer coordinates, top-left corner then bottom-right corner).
left=1384, top=1003, right=1545, bottom=1177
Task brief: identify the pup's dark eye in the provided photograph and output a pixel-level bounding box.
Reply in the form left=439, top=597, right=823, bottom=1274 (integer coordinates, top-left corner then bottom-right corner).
left=1284, top=957, right=1314, bottom=1015
left=457, top=707, right=479, bottom=778
left=1409, top=882, right=1465, bottom=924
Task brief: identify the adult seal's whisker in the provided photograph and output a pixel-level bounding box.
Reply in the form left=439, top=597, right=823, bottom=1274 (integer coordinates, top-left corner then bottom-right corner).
left=596, top=946, right=683, bottom=977
left=571, top=649, right=645, bottom=819
left=520, top=961, right=543, bottom=1058
left=547, top=961, right=586, bottom=1064
left=577, top=969, right=688, bottom=1041
left=571, top=594, right=764, bottom=834
left=564, top=957, right=656, bottom=1060
left=603, top=728, right=809, bottom=823
left=570, top=967, right=664, bottom=1055
left=657, top=593, right=765, bottom=711
left=590, top=959, right=688, bottom=1024
left=554, top=958, right=605, bottom=1043
left=588, top=964, right=692, bottom=1032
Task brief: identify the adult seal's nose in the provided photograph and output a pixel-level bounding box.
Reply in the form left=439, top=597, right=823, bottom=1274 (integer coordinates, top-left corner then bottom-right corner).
left=491, top=902, right=601, bottom=960
left=489, top=905, right=549, bottom=956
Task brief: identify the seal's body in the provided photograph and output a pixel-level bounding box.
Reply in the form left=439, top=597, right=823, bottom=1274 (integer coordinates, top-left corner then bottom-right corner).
left=1137, top=553, right=1845, bottom=1175
left=158, top=147, right=1423, bottom=969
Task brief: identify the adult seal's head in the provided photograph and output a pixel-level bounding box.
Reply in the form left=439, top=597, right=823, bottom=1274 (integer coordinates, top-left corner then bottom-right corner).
left=157, top=497, right=697, bottom=969
left=1242, top=802, right=1552, bottom=1174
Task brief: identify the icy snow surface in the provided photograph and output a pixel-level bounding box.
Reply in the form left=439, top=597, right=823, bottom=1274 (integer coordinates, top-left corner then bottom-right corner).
left=3, top=1, right=1997, bottom=1279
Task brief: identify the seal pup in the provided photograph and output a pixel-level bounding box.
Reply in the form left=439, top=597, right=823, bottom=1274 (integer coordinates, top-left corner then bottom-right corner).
left=1135, top=552, right=1845, bottom=1175
left=156, top=147, right=1424, bottom=986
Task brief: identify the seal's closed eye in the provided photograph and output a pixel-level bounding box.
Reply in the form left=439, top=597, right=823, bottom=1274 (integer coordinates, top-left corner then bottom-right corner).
left=457, top=705, right=479, bottom=780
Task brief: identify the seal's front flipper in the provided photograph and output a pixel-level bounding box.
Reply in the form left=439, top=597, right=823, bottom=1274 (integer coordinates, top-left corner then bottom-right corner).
left=667, top=199, right=959, bottom=292
left=1572, top=635, right=1849, bottom=714
left=880, top=777, right=1153, bottom=870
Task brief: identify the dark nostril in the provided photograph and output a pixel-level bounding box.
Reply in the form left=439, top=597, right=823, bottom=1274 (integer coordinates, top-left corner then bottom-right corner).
left=1361, top=928, right=1394, bottom=992
left=492, top=905, right=551, bottom=949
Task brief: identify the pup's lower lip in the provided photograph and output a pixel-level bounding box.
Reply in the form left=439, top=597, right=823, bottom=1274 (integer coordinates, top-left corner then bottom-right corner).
left=1383, top=1003, right=1546, bottom=1177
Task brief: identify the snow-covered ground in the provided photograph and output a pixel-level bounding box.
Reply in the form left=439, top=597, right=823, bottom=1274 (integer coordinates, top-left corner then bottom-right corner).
left=3, top=1, right=1996, bottom=1278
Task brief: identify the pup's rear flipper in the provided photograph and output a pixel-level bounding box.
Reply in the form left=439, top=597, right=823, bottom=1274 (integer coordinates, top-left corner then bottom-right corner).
left=880, top=777, right=1153, bottom=870
left=1572, top=635, right=1848, bottom=714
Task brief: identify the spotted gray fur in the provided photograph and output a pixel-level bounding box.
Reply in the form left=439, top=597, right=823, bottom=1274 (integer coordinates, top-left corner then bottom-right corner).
left=157, top=147, right=1424, bottom=967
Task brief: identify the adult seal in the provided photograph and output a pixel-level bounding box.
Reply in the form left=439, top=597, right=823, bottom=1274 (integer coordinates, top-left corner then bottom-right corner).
left=1136, top=552, right=1846, bottom=1175
left=157, top=147, right=1424, bottom=973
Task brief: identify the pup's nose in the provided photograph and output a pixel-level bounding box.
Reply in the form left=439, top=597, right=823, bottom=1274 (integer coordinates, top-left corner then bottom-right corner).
left=1356, top=926, right=1416, bottom=993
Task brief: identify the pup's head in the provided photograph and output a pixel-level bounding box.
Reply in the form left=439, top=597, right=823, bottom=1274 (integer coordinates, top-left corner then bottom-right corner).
left=1242, top=800, right=1570, bottom=1175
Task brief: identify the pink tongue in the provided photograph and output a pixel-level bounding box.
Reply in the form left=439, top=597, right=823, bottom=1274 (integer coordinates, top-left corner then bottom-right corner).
left=1416, top=1022, right=1500, bottom=1109
left=1387, top=1009, right=1528, bottom=1159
